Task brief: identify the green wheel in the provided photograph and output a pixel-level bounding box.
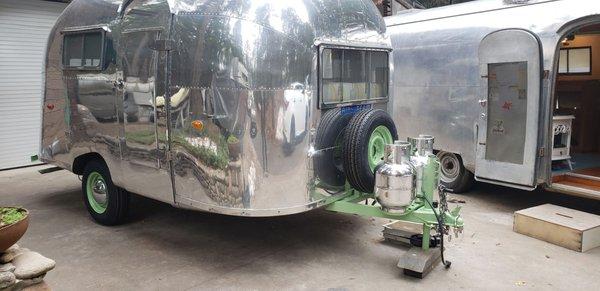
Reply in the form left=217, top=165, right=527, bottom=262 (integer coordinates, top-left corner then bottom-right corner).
left=367, top=125, right=394, bottom=171
left=343, top=109, right=398, bottom=193
left=86, top=172, right=108, bottom=214
left=82, top=160, right=130, bottom=225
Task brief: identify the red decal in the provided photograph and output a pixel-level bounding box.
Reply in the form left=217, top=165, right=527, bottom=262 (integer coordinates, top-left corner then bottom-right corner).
left=502, top=101, right=512, bottom=111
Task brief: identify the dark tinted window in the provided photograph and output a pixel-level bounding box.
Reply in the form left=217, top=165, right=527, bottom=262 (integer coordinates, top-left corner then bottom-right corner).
left=63, top=34, right=83, bottom=67
left=63, top=31, right=103, bottom=69
left=83, top=33, right=102, bottom=67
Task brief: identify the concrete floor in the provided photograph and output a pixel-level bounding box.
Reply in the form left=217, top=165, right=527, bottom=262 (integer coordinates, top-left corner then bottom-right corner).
left=1, top=165, right=599, bottom=290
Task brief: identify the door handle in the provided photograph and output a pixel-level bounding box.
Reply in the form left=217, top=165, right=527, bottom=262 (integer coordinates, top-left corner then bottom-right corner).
left=474, top=123, right=479, bottom=145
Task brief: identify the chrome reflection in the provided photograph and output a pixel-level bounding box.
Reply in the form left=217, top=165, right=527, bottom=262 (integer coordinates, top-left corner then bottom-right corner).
left=41, top=0, right=391, bottom=216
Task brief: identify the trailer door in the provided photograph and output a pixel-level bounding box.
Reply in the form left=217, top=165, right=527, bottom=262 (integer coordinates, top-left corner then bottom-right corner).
left=476, top=29, right=541, bottom=188
left=117, top=0, right=174, bottom=203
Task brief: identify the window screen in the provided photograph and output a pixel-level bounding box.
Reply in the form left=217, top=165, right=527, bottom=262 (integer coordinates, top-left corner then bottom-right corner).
left=63, top=31, right=104, bottom=69
left=558, top=47, right=591, bottom=74
left=64, top=34, right=83, bottom=67
left=83, top=33, right=102, bottom=67
left=321, top=48, right=389, bottom=105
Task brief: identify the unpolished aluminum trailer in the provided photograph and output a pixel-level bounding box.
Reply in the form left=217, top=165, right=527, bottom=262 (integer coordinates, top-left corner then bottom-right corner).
left=387, top=0, right=600, bottom=199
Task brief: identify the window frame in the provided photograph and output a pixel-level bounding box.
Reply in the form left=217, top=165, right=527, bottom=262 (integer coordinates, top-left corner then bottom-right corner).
left=318, top=45, right=391, bottom=109
left=61, top=28, right=107, bottom=71
left=558, top=46, right=592, bottom=75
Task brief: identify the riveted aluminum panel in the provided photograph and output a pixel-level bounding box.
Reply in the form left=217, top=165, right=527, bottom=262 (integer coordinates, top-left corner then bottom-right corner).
left=386, top=0, right=600, bottom=188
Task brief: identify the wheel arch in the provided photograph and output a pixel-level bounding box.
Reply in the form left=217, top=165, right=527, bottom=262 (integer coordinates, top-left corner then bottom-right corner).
left=72, top=152, right=106, bottom=175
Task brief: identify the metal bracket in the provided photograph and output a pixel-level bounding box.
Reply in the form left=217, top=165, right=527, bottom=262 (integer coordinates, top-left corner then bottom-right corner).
left=398, top=247, right=441, bottom=279
left=38, top=167, right=63, bottom=174
left=324, top=190, right=464, bottom=232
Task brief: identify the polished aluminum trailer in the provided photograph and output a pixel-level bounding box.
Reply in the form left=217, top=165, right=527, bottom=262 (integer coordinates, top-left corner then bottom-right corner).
left=41, top=0, right=464, bottom=274
left=387, top=0, right=600, bottom=198
left=41, top=0, right=397, bottom=221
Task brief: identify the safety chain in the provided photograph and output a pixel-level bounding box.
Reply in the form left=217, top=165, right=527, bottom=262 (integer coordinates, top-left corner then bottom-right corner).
left=438, top=185, right=449, bottom=216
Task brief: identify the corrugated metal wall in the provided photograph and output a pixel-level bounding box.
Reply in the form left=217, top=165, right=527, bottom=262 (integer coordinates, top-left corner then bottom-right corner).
left=0, top=0, right=67, bottom=169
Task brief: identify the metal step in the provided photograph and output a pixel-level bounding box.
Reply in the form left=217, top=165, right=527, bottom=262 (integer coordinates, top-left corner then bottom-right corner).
left=566, top=172, right=600, bottom=183
left=549, top=175, right=600, bottom=200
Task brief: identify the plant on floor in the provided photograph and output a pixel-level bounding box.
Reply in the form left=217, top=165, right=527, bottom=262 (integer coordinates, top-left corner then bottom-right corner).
left=0, top=207, right=26, bottom=228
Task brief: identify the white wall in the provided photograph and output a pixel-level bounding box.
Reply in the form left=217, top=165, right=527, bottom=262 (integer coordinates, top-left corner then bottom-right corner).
left=0, top=0, right=68, bottom=169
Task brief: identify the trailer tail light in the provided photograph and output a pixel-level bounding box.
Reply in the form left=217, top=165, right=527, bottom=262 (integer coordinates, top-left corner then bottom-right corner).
left=191, top=120, right=204, bottom=132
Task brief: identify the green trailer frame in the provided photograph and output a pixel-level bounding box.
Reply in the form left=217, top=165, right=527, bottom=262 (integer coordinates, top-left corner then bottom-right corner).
left=323, top=189, right=463, bottom=250
left=315, top=155, right=464, bottom=251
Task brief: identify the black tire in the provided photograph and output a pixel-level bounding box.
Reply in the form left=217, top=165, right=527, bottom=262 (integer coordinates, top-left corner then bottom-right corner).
left=314, top=108, right=353, bottom=187
left=342, top=109, right=398, bottom=193
left=437, top=152, right=474, bottom=193
left=82, top=159, right=130, bottom=226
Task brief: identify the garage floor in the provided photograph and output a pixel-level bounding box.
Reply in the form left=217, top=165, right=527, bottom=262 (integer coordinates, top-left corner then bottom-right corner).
left=1, top=165, right=600, bottom=290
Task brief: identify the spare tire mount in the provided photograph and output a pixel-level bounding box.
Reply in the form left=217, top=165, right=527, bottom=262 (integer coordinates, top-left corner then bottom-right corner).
left=343, top=109, right=398, bottom=193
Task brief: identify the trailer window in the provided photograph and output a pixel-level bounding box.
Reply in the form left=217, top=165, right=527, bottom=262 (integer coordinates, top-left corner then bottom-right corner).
left=63, top=31, right=104, bottom=69
left=321, top=48, right=389, bottom=106
left=369, top=51, right=389, bottom=99
left=558, top=47, right=591, bottom=74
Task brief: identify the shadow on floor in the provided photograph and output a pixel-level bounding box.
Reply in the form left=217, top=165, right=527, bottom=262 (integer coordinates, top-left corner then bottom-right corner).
left=26, top=177, right=600, bottom=280
left=458, top=181, right=600, bottom=215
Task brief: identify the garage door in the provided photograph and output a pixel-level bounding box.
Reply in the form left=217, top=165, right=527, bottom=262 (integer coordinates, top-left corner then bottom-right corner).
left=0, top=0, right=67, bottom=170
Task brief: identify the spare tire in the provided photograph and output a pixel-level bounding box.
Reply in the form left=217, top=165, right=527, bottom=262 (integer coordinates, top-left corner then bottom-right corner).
left=314, top=108, right=353, bottom=187
left=343, top=109, right=398, bottom=193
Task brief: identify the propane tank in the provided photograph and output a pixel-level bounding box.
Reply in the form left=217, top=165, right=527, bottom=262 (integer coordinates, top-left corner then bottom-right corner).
left=375, top=141, right=415, bottom=213
left=408, top=135, right=439, bottom=203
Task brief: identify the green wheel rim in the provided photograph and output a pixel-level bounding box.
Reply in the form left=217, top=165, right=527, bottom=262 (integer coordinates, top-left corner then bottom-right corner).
left=86, top=172, right=108, bottom=214
left=368, top=126, right=394, bottom=171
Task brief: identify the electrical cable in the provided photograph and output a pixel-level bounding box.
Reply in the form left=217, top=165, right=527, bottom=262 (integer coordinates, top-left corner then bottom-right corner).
left=422, top=195, right=452, bottom=268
